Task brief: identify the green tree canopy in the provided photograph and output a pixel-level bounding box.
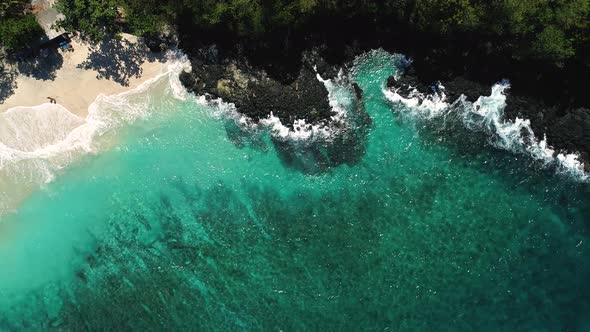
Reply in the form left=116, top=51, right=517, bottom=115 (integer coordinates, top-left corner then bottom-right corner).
left=0, top=14, right=44, bottom=50
left=0, top=0, right=44, bottom=51
left=55, top=0, right=122, bottom=42
left=51, top=0, right=590, bottom=62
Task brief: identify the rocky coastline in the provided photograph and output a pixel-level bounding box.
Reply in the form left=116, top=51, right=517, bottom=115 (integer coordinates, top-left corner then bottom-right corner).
left=175, top=24, right=590, bottom=168
left=178, top=46, right=370, bottom=173
left=386, top=66, right=590, bottom=168
left=179, top=48, right=340, bottom=126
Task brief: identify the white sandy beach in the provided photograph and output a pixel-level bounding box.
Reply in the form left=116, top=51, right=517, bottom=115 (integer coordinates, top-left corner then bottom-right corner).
left=0, top=7, right=171, bottom=215
left=1, top=35, right=165, bottom=117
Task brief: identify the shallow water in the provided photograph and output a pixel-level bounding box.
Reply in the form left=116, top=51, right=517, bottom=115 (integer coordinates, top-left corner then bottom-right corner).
left=0, top=50, right=589, bottom=331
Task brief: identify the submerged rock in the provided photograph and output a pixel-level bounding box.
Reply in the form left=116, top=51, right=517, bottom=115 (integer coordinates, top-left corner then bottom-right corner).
left=180, top=47, right=370, bottom=173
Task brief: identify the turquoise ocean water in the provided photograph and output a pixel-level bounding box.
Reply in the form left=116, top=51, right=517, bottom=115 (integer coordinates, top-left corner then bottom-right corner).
left=0, top=50, right=589, bottom=331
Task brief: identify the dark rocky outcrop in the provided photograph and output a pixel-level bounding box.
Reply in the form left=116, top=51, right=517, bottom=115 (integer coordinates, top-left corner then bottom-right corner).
left=387, top=69, right=490, bottom=103
left=177, top=18, right=590, bottom=168
left=180, top=48, right=343, bottom=126
left=173, top=10, right=590, bottom=167
left=386, top=69, right=429, bottom=98
left=548, top=109, right=590, bottom=164
left=484, top=84, right=590, bottom=164
left=179, top=47, right=371, bottom=174
left=388, top=66, right=590, bottom=165
left=439, top=77, right=490, bottom=103
left=505, top=97, right=590, bottom=164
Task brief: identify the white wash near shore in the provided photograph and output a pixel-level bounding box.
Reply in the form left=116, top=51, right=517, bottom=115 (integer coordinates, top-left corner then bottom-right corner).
left=0, top=51, right=191, bottom=216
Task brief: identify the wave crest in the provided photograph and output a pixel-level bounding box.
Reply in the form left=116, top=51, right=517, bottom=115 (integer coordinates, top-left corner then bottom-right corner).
left=198, top=68, right=358, bottom=142
left=0, top=51, right=191, bottom=215
left=384, top=81, right=588, bottom=180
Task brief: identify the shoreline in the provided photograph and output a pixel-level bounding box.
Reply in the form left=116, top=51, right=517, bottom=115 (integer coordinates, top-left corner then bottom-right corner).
left=178, top=33, right=590, bottom=166
left=2, top=22, right=588, bottom=172
left=1, top=34, right=166, bottom=118
left=0, top=35, right=178, bottom=217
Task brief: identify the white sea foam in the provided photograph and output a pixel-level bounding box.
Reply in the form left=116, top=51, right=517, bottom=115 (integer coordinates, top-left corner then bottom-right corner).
left=384, top=81, right=588, bottom=180
left=383, top=83, right=449, bottom=118
left=260, top=70, right=354, bottom=141
left=317, top=69, right=354, bottom=124
left=199, top=69, right=355, bottom=142
left=0, top=51, right=191, bottom=214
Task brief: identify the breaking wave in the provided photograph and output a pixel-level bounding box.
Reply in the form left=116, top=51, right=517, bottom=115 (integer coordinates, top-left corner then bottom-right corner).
left=196, top=68, right=358, bottom=142
left=0, top=51, right=191, bottom=215
left=384, top=80, right=588, bottom=180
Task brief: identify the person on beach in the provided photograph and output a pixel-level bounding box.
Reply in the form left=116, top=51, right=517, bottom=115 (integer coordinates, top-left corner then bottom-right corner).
left=46, top=97, right=57, bottom=104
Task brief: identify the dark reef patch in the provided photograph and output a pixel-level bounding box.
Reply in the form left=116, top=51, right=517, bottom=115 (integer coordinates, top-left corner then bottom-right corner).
left=173, top=9, right=590, bottom=167
left=179, top=47, right=372, bottom=173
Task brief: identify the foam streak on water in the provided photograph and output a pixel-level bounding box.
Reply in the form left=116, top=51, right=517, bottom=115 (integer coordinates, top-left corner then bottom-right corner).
left=0, top=48, right=589, bottom=331
left=0, top=51, right=191, bottom=215
left=384, top=80, right=588, bottom=180
left=193, top=69, right=356, bottom=142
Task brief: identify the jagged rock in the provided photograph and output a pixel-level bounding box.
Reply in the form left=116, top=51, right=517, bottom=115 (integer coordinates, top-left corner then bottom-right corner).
left=441, top=77, right=489, bottom=102
left=388, top=64, right=590, bottom=164
left=504, top=94, right=590, bottom=161
left=308, top=51, right=340, bottom=80
left=179, top=48, right=370, bottom=174
left=547, top=108, right=590, bottom=162
left=386, top=74, right=428, bottom=99
left=504, top=95, right=558, bottom=132
left=180, top=51, right=339, bottom=125
left=387, top=73, right=488, bottom=103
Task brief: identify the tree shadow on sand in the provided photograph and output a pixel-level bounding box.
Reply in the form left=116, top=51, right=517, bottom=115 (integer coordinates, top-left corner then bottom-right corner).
left=1, top=49, right=64, bottom=103
left=0, top=66, right=18, bottom=104
left=16, top=50, right=64, bottom=81
left=77, top=37, right=158, bottom=87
